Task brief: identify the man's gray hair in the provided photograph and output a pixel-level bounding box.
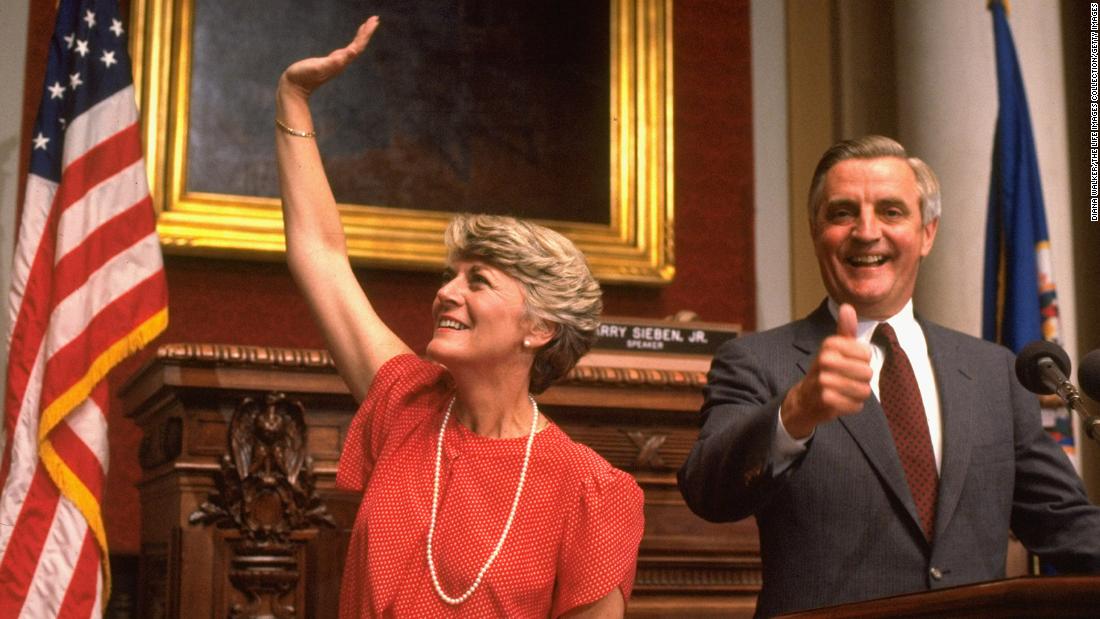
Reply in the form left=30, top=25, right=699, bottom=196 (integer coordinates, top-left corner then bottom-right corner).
left=807, top=135, right=941, bottom=226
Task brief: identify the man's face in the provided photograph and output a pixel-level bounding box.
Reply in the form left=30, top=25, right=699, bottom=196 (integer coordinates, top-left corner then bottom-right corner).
left=812, top=157, right=938, bottom=320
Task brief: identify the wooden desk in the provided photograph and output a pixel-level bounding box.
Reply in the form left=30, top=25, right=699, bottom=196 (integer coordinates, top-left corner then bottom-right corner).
left=122, top=343, right=761, bottom=617
left=777, top=576, right=1100, bottom=618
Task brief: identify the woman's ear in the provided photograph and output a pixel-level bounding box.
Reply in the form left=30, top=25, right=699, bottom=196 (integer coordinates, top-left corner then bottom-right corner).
left=525, top=320, right=557, bottom=350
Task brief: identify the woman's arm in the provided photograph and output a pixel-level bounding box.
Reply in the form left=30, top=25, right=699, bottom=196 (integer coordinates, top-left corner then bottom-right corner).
left=559, top=589, right=624, bottom=618
left=276, top=17, right=411, bottom=401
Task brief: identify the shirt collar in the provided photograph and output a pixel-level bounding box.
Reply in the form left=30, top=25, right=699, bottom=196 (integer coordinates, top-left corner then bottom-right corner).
left=825, top=298, right=920, bottom=346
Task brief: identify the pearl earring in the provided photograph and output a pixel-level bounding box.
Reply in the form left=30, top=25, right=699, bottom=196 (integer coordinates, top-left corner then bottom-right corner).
left=523, top=340, right=531, bottom=348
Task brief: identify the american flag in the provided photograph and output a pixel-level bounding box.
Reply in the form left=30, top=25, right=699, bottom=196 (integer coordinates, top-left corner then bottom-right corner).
left=0, top=0, right=168, bottom=616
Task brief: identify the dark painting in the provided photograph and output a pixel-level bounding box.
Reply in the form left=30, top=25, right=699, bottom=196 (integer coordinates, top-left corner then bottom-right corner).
left=185, top=0, right=611, bottom=225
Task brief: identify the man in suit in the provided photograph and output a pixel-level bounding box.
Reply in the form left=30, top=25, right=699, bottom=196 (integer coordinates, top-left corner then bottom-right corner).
left=678, top=135, right=1100, bottom=617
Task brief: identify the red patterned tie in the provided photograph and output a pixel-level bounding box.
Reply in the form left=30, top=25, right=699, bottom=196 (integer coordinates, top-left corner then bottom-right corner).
left=873, top=323, right=938, bottom=541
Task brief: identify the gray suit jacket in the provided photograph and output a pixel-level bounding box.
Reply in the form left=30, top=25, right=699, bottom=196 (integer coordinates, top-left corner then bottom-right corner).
left=677, top=303, right=1100, bottom=617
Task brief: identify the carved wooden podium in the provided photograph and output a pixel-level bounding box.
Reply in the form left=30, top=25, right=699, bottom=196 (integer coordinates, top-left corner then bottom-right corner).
left=122, top=343, right=762, bottom=618
left=776, top=576, right=1100, bottom=618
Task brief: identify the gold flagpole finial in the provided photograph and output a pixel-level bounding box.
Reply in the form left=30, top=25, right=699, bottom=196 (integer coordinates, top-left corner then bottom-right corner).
left=987, top=0, right=1011, bottom=18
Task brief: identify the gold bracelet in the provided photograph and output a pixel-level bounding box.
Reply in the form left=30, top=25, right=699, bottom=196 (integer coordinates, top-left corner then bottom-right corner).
left=275, top=118, right=316, bottom=138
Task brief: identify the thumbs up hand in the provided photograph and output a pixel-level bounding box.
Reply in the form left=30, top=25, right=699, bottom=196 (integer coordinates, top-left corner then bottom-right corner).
left=780, top=303, right=873, bottom=439
left=835, top=302, right=858, bottom=339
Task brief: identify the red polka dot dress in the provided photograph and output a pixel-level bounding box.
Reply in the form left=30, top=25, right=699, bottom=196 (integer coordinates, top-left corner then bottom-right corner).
left=335, top=354, right=645, bottom=618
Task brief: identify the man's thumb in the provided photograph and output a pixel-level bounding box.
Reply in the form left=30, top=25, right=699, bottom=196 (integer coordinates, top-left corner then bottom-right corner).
left=837, top=303, right=858, bottom=338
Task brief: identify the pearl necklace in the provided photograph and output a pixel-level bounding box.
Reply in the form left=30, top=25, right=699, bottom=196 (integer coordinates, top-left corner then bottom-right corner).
left=427, top=395, right=539, bottom=605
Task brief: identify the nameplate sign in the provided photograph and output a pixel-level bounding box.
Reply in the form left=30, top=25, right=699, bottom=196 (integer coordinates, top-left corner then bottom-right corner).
left=594, top=317, right=739, bottom=356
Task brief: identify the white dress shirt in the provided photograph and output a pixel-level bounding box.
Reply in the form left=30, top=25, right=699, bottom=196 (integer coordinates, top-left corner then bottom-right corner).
left=772, top=299, right=943, bottom=475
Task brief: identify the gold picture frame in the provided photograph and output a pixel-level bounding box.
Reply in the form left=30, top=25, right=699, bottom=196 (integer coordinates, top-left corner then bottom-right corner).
left=129, top=0, right=673, bottom=284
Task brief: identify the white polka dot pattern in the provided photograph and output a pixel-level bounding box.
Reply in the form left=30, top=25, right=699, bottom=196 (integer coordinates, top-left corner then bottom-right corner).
left=335, top=354, right=645, bottom=617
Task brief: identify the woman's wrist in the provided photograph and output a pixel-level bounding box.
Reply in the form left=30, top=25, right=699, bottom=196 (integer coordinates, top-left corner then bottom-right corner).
left=276, top=75, right=314, bottom=130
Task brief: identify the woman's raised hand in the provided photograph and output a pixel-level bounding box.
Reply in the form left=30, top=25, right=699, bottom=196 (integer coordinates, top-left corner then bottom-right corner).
left=281, top=16, right=379, bottom=98
left=276, top=13, right=411, bottom=401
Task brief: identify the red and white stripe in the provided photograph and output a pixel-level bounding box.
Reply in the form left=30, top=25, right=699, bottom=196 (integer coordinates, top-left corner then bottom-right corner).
left=0, top=84, right=167, bottom=618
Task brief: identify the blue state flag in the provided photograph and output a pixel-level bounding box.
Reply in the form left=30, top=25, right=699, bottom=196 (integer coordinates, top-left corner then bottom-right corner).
left=982, top=0, right=1068, bottom=449
left=982, top=0, right=1061, bottom=353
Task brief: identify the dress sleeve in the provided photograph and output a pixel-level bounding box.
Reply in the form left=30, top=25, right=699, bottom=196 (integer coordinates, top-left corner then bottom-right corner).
left=334, top=354, right=445, bottom=491
left=551, top=466, right=645, bottom=617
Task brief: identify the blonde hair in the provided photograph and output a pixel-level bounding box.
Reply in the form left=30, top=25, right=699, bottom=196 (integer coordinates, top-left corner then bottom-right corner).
left=443, top=214, right=602, bottom=394
left=807, top=135, right=941, bottom=227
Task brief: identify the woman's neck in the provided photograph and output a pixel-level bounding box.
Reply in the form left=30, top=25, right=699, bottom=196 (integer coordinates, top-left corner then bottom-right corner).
left=442, top=356, right=550, bottom=437
left=452, top=391, right=537, bottom=438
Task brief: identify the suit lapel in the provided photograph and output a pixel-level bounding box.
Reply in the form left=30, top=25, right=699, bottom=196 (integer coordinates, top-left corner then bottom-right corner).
left=921, top=320, right=975, bottom=539
left=794, top=302, right=929, bottom=542
left=792, top=302, right=833, bottom=374
left=839, top=398, right=925, bottom=534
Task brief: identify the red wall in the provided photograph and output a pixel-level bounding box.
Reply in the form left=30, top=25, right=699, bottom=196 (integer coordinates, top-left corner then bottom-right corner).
left=20, top=1, right=753, bottom=554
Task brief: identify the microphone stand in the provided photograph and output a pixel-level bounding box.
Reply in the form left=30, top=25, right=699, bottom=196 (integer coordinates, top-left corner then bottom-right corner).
left=1055, top=378, right=1100, bottom=443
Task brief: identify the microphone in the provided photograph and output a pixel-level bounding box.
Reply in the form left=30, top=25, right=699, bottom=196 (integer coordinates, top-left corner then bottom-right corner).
left=1015, top=340, right=1100, bottom=441
left=1015, top=340, right=1074, bottom=398
left=1078, top=348, right=1100, bottom=402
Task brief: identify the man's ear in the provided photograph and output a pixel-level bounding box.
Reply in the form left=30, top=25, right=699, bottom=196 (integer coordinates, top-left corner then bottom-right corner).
left=920, top=216, right=939, bottom=257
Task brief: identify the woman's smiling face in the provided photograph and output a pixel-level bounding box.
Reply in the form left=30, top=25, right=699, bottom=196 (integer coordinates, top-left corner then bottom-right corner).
left=427, top=258, right=534, bottom=367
